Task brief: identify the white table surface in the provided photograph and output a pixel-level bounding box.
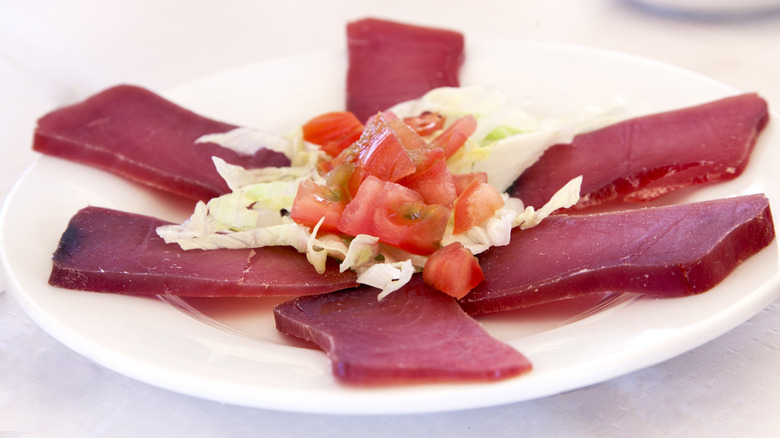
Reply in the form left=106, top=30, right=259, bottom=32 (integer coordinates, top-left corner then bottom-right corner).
left=2, top=1, right=780, bottom=436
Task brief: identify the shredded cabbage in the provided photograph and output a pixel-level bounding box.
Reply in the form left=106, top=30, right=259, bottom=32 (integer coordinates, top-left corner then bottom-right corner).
left=155, top=182, right=307, bottom=251
left=441, top=175, right=582, bottom=255
left=514, top=175, right=582, bottom=229
left=358, top=260, right=416, bottom=301
left=441, top=205, right=516, bottom=255
left=160, top=85, right=614, bottom=299
left=392, top=85, right=624, bottom=192
left=196, top=127, right=293, bottom=157
left=212, top=157, right=315, bottom=192
left=305, top=218, right=346, bottom=273
left=340, top=234, right=381, bottom=273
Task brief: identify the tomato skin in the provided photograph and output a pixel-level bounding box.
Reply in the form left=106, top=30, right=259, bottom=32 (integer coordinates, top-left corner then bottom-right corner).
left=407, top=146, right=445, bottom=174
left=423, top=242, right=484, bottom=299
left=323, top=162, right=361, bottom=201
left=452, top=181, right=505, bottom=234
left=388, top=117, right=429, bottom=150
left=302, top=111, right=364, bottom=157
left=403, top=112, right=445, bottom=136
left=431, top=115, right=477, bottom=158
left=301, top=109, right=490, bottom=257
left=452, top=171, right=488, bottom=195
left=290, top=179, right=348, bottom=233
left=337, top=176, right=450, bottom=255
left=400, top=158, right=457, bottom=207
left=355, top=113, right=417, bottom=183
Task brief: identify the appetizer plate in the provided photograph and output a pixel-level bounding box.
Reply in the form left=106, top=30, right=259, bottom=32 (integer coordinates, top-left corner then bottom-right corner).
left=2, top=40, right=779, bottom=415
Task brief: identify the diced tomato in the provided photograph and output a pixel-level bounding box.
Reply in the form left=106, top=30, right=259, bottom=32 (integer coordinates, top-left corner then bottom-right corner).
left=452, top=171, right=488, bottom=195
left=329, top=141, right=359, bottom=170
left=323, top=163, right=356, bottom=200
left=407, top=146, right=445, bottom=174
left=317, top=157, right=335, bottom=175
left=403, top=112, right=446, bottom=136
left=400, top=158, right=457, bottom=207
left=371, top=111, right=398, bottom=122
left=337, top=176, right=450, bottom=255
left=452, top=181, right=505, bottom=234
left=302, top=112, right=362, bottom=145
left=354, top=113, right=417, bottom=183
left=302, top=111, right=365, bottom=158
left=423, top=242, right=484, bottom=299
left=290, top=179, right=348, bottom=233
left=431, top=115, right=477, bottom=158
left=388, top=118, right=429, bottom=150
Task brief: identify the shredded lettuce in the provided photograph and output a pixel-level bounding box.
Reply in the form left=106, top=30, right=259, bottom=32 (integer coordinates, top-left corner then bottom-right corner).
left=358, top=260, right=416, bottom=301
left=441, top=175, right=582, bottom=255
left=392, top=85, right=624, bottom=192
left=196, top=127, right=293, bottom=157
left=514, top=175, right=582, bottom=230
left=389, top=85, right=508, bottom=128
left=157, top=214, right=311, bottom=252
left=468, top=127, right=575, bottom=192
left=160, top=85, right=607, bottom=299
left=305, top=218, right=347, bottom=274
left=441, top=204, right=517, bottom=255
left=212, top=157, right=315, bottom=192
left=155, top=180, right=307, bottom=250
left=204, top=127, right=327, bottom=191
left=340, top=234, right=381, bottom=273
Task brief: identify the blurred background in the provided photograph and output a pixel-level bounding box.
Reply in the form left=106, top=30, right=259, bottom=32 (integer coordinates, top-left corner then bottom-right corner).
left=1, top=1, right=779, bottom=436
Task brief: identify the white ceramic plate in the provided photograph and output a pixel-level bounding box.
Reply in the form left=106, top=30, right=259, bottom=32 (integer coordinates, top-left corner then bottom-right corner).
left=2, top=41, right=779, bottom=415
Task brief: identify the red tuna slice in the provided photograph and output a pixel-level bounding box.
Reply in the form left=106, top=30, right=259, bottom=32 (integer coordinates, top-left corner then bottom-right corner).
left=274, top=276, right=531, bottom=385
left=33, top=85, right=290, bottom=201
left=510, top=94, right=769, bottom=209
left=49, top=206, right=357, bottom=297
left=346, top=18, right=464, bottom=123
left=459, top=194, right=775, bottom=316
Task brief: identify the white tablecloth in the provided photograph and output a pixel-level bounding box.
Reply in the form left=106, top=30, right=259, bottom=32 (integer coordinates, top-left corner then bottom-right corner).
left=2, top=1, right=779, bottom=436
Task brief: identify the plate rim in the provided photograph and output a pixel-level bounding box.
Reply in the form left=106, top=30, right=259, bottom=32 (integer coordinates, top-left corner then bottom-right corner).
left=2, top=39, right=779, bottom=415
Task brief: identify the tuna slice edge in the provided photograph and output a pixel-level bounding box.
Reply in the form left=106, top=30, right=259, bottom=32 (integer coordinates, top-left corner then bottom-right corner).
left=460, top=194, right=776, bottom=315
left=48, top=206, right=358, bottom=297
left=346, top=18, right=465, bottom=123
left=33, top=85, right=290, bottom=201
left=274, top=276, right=532, bottom=385
left=510, top=93, right=770, bottom=210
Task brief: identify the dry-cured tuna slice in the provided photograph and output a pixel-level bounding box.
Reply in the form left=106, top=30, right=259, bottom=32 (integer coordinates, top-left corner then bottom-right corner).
left=33, top=85, right=290, bottom=201
left=274, top=277, right=531, bottom=385
left=459, top=194, right=775, bottom=315
left=49, top=206, right=357, bottom=297
left=346, top=18, right=464, bottom=123
left=510, top=94, right=769, bottom=209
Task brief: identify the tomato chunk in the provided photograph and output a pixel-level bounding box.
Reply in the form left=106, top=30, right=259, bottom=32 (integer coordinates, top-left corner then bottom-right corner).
left=452, top=171, right=488, bottom=195
left=453, top=181, right=505, bottom=234
left=290, top=179, right=348, bottom=233
left=302, top=111, right=364, bottom=158
left=431, top=115, right=477, bottom=158
left=400, top=158, right=457, bottom=207
left=354, top=113, right=417, bottom=183
left=337, top=176, right=450, bottom=255
left=323, top=162, right=361, bottom=201
left=423, top=242, right=484, bottom=299
left=388, top=117, right=429, bottom=150
left=403, top=112, right=445, bottom=136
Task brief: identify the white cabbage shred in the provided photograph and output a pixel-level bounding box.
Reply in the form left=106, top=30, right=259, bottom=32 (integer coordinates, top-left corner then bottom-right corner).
left=390, top=85, right=625, bottom=192
left=196, top=127, right=293, bottom=157
left=158, top=86, right=621, bottom=298
left=358, top=260, right=416, bottom=301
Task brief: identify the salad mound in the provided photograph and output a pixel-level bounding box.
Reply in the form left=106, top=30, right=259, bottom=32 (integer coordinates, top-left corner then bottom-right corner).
left=156, top=85, right=594, bottom=300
